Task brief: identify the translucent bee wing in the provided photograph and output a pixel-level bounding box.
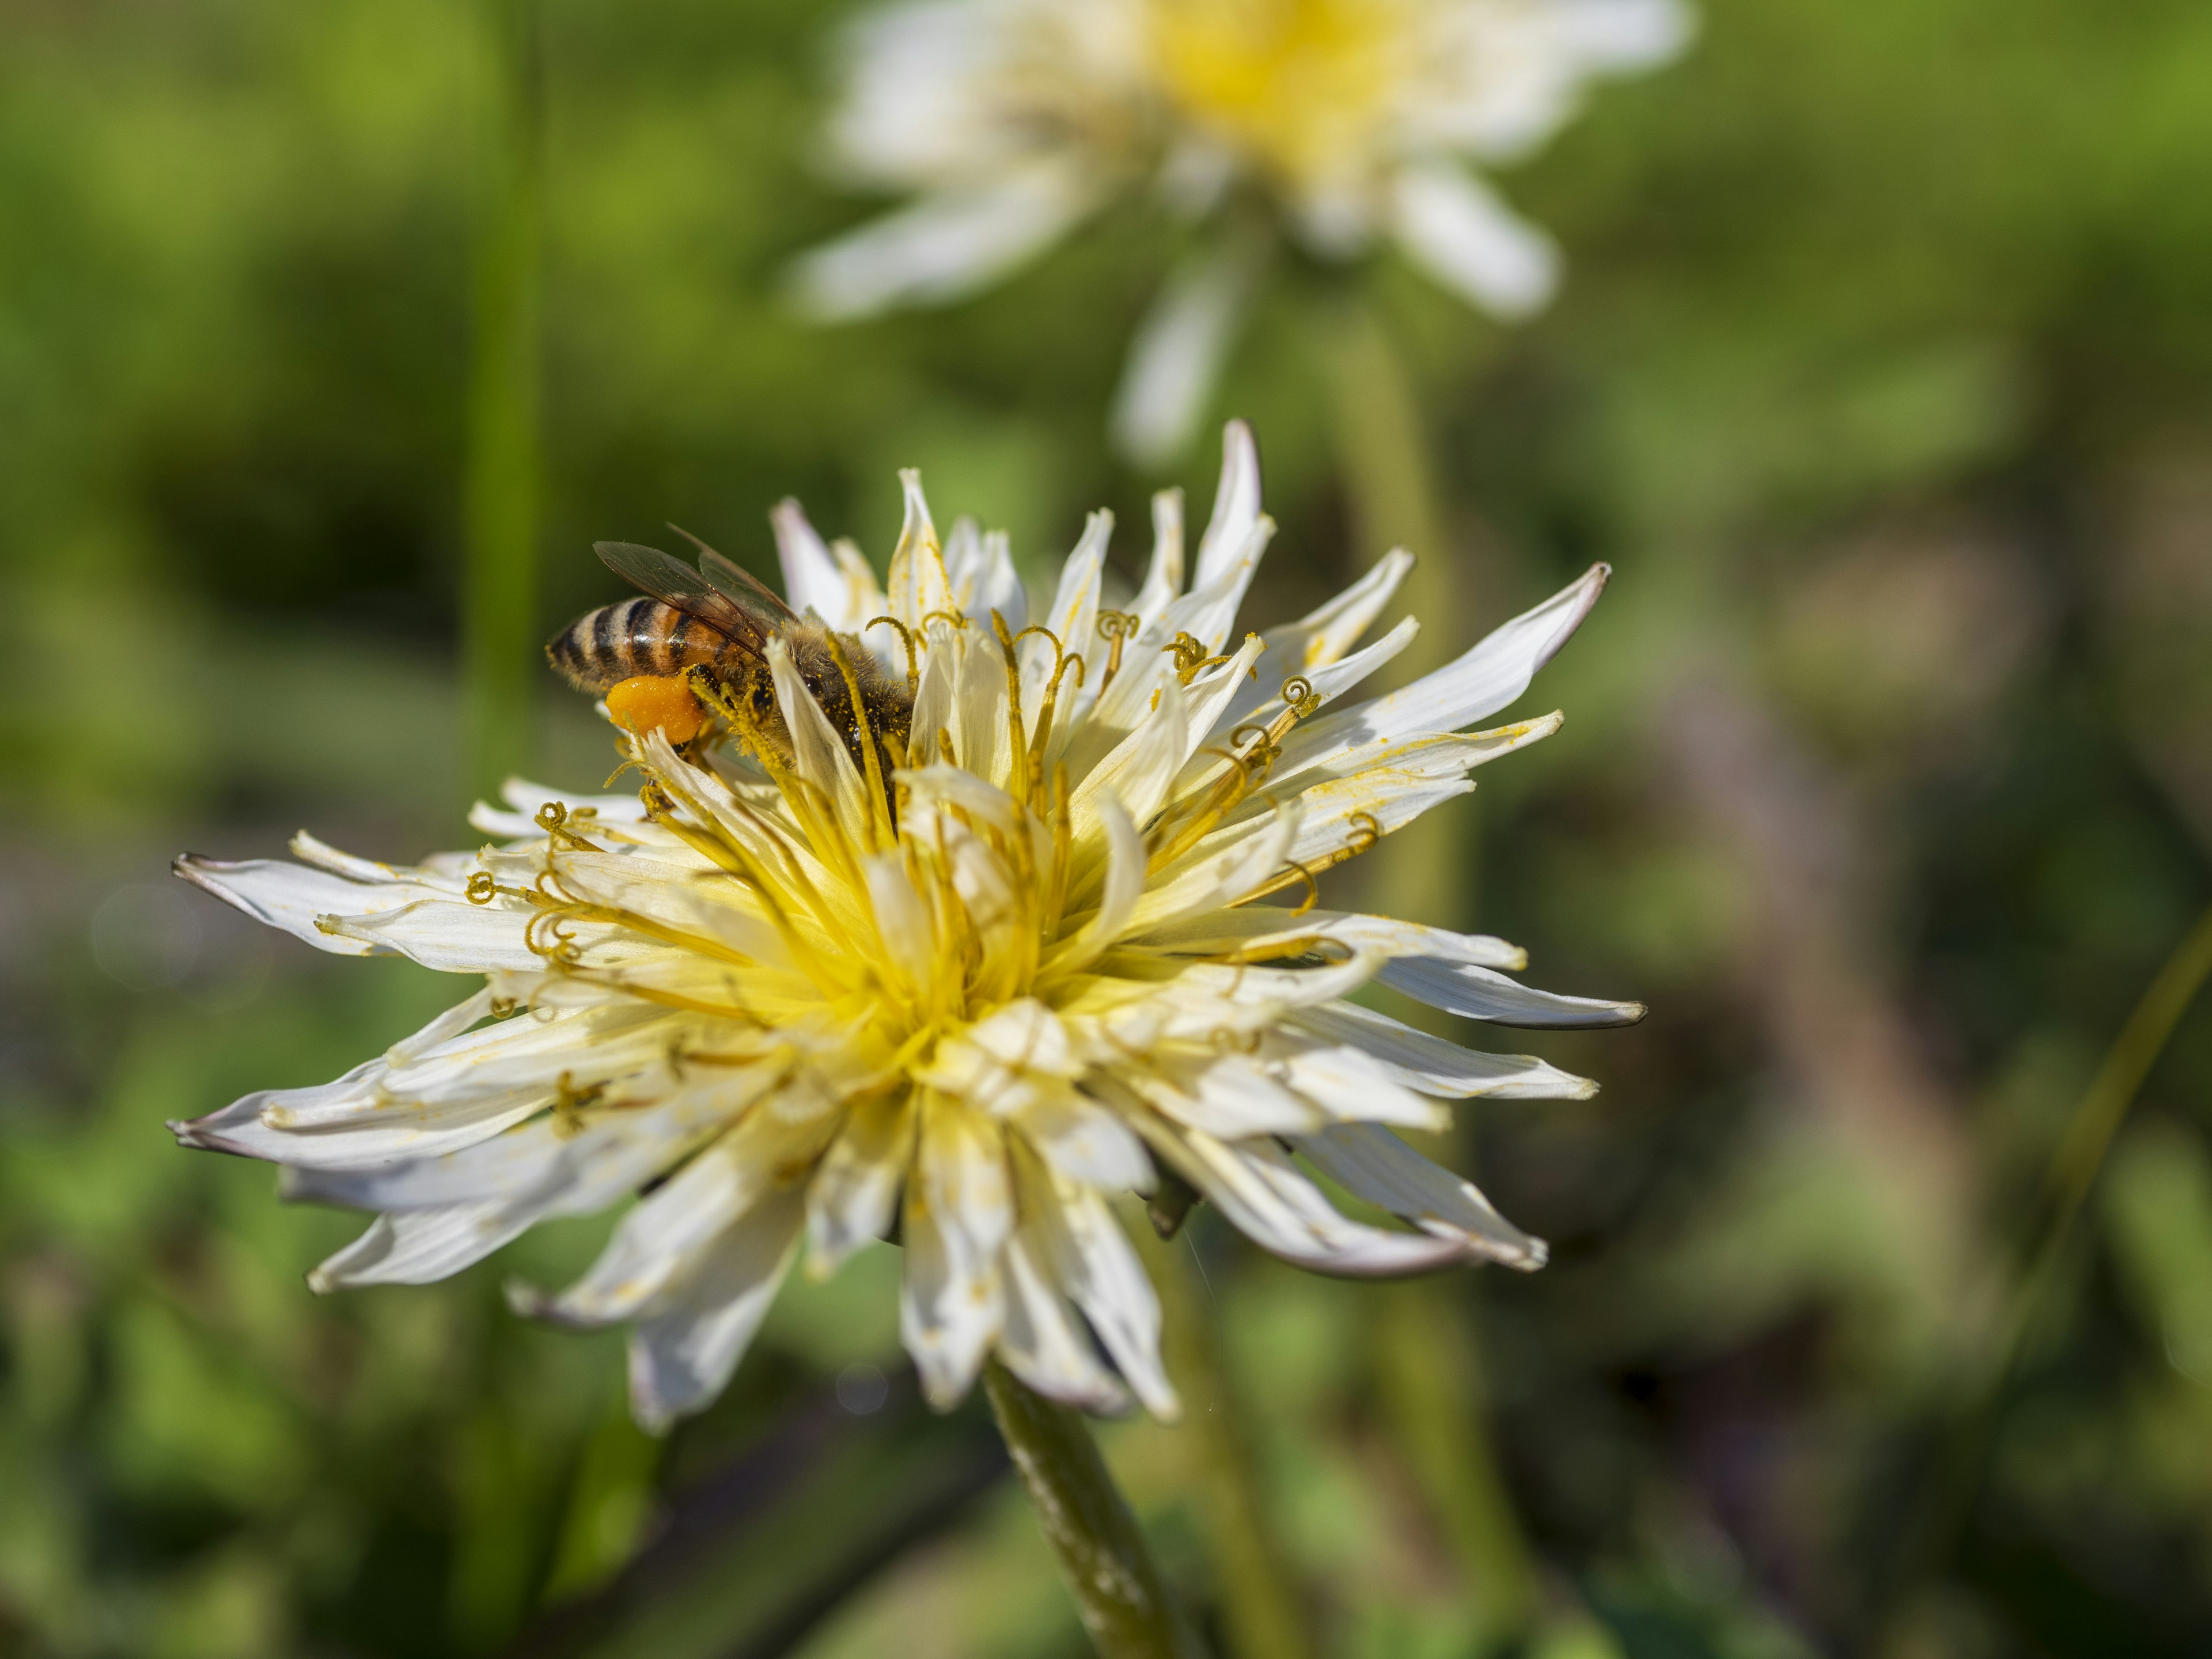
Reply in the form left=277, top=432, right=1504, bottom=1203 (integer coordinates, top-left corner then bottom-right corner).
left=593, top=540, right=771, bottom=658
left=666, top=524, right=801, bottom=623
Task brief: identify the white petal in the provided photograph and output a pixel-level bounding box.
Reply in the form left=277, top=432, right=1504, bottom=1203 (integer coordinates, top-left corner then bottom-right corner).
left=788, top=161, right=1099, bottom=320
left=1024, top=509, right=1110, bottom=734
left=1291, top=1002, right=1597, bottom=1100
left=1133, top=1115, right=1470, bottom=1278
left=1130, top=1052, right=1324, bottom=1139
left=1274, top=566, right=1607, bottom=782
left=885, top=470, right=957, bottom=630
left=1132, top=906, right=1525, bottom=972
left=469, top=782, right=652, bottom=840
left=1389, top=164, right=1559, bottom=320
left=317, top=899, right=562, bottom=974
left=773, top=498, right=886, bottom=634
left=1195, top=419, right=1264, bottom=593
left=1110, top=254, right=1252, bottom=468
left=1126, top=800, right=1300, bottom=930
left=1016, top=1146, right=1178, bottom=1419
left=1377, top=957, right=1646, bottom=1028
left=1130, top=488, right=1185, bottom=627
left=1047, top=793, right=1145, bottom=975
left=899, top=1097, right=1014, bottom=1408
left=1016, top=1085, right=1155, bottom=1191
left=286, top=1057, right=781, bottom=1221
left=996, top=1228, right=1130, bottom=1414
left=806, top=1091, right=916, bottom=1277
left=174, top=853, right=464, bottom=960
left=1069, top=675, right=1188, bottom=862
left=308, top=1205, right=535, bottom=1291
left=1264, top=1041, right=1450, bottom=1132
left=1272, top=715, right=1564, bottom=798
left=768, top=636, right=874, bottom=844
left=628, top=1184, right=808, bottom=1432
left=862, top=854, right=935, bottom=989
left=521, top=1096, right=836, bottom=1325
left=1294, top=1123, right=1546, bottom=1270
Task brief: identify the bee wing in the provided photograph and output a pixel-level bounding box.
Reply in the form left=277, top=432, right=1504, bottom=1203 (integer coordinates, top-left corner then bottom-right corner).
left=667, top=524, right=802, bottom=623
left=593, top=540, right=771, bottom=658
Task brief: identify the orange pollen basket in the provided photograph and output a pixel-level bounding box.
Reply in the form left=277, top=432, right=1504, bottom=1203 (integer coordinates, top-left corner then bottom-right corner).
left=606, top=674, right=706, bottom=744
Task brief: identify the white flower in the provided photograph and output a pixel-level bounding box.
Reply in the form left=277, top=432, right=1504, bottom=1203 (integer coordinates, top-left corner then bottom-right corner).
left=791, top=0, right=1691, bottom=459
left=172, top=423, right=1637, bottom=1431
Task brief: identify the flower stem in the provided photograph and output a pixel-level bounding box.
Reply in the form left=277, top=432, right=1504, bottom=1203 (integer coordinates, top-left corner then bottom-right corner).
left=982, top=1362, right=1206, bottom=1659
left=1319, top=293, right=1474, bottom=935
left=1894, top=898, right=2212, bottom=1605
left=1373, top=1279, right=1541, bottom=1646
left=1319, top=296, right=1543, bottom=1641
left=463, top=0, right=544, bottom=798
left=1138, top=1226, right=1315, bottom=1659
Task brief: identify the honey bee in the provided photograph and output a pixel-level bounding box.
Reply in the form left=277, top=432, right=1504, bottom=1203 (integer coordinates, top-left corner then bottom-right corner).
left=547, top=537, right=912, bottom=775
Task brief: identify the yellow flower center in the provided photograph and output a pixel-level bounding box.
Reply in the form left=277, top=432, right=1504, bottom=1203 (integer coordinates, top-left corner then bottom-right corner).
left=1147, top=0, right=1415, bottom=190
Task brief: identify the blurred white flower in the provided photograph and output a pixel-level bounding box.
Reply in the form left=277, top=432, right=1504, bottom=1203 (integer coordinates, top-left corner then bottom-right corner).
left=172, top=423, right=1635, bottom=1431
left=792, top=0, right=1691, bottom=460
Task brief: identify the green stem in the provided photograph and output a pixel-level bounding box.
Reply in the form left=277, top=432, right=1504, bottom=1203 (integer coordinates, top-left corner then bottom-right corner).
left=1319, top=295, right=1470, bottom=937
left=1319, top=296, right=1540, bottom=1645
left=1373, top=1280, right=1541, bottom=1648
left=982, top=1362, right=1207, bottom=1659
left=463, top=0, right=544, bottom=800
left=1895, top=899, right=2212, bottom=1604
left=1137, top=1228, right=1314, bottom=1659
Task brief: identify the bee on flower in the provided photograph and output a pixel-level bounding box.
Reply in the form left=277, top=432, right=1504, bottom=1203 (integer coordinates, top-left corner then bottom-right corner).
left=792, top=0, right=1691, bottom=460
left=172, top=424, right=1638, bottom=1431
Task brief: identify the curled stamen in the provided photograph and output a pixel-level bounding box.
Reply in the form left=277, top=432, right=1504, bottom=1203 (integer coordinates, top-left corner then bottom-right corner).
left=535, top=801, right=600, bottom=852
left=1281, top=859, right=1320, bottom=916
left=465, top=872, right=497, bottom=906
left=1094, top=609, right=1137, bottom=685
left=488, top=995, right=518, bottom=1017
left=1226, top=724, right=1279, bottom=770
left=919, top=609, right=968, bottom=633
left=524, top=909, right=586, bottom=967
left=1346, top=812, right=1382, bottom=855
left=1163, top=632, right=1207, bottom=680
left=1279, top=676, right=1323, bottom=719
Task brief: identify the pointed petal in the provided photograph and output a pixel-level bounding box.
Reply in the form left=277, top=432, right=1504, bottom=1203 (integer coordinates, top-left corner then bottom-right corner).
left=806, top=1090, right=916, bottom=1277
left=1292, top=1002, right=1598, bottom=1100
left=1016, top=1145, right=1178, bottom=1419
left=1377, top=958, right=1646, bottom=1028
left=885, top=470, right=957, bottom=629
left=996, top=1228, right=1131, bottom=1414
left=1195, top=420, right=1264, bottom=593
left=1134, top=1115, right=1470, bottom=1278
left=1274, top=566, right=1607, bottom=780
left=628, top=1184, right=808, bottom=1432
left=1296, top=1122, right=1546, bottom=1269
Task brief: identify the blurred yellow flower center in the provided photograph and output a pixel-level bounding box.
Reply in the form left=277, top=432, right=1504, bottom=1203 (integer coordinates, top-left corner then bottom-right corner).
left=1149, top=0, right=1412, bottom=187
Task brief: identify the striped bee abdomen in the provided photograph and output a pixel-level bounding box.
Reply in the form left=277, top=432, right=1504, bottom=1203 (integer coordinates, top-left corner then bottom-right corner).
left=546, top=597, right=723, bottom=691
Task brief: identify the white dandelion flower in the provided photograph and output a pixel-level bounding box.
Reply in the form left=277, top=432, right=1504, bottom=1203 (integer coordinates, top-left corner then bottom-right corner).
left=172, top=423, right=1638, bottom=1431
left=791, top=0, right=1692, bottom=459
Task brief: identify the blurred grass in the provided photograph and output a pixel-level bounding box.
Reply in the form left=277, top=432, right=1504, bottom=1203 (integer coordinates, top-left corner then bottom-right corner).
left=3, top=0, right=2212, bottom=1655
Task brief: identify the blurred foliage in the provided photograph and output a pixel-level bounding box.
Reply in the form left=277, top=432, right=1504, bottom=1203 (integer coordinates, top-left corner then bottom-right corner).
left=4, top=0, right=2212, bottom=1655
